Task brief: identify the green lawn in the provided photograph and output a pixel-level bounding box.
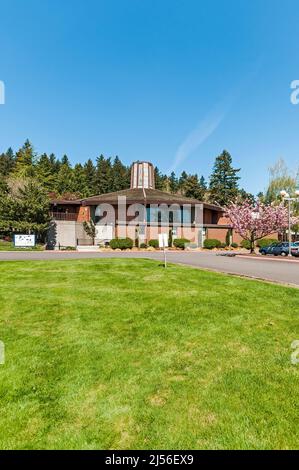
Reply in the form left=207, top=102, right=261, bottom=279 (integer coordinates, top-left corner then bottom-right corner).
left=0, top=259, right=298, bottom=450
left=0, top=240, right=44, bottom=251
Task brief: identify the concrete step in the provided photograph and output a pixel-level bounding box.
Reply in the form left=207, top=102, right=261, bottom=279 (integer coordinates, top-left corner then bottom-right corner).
left=76, top=245, right=99, bottom=252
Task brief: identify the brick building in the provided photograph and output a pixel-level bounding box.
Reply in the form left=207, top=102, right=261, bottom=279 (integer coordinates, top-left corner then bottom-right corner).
left=48, top=161, right=245, bottom=249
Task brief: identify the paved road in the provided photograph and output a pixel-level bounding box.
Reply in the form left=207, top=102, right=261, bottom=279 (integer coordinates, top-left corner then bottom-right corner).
left=0, top=250, right=298, bottom=287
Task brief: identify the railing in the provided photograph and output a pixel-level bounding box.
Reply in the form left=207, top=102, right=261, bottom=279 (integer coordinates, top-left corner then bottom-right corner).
left=50, top=212, right=78, bottom=221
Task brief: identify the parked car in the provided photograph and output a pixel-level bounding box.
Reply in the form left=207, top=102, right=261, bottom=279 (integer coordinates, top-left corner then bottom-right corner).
left=272, top=242, right=298, bottom=256
left=291, top=241, right=299, bottom=257
left=259, top=243, right=279, bottom=255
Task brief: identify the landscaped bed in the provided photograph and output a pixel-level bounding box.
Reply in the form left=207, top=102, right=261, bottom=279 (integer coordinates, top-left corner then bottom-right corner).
left=0, top=259, right=298, bottom=449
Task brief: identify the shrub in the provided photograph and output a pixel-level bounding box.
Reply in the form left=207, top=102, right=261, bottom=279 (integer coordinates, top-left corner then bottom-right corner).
left=140, top=243, right=147, bottom=248
left=231, top=242, right=238, bottom=248
left=148, top=239, right=159, bottom=249
left=240, top=239, right=251, bottom=250
left=256, top=238, right=278, bottom=248
left=203, top=239, right=222, bottom=249
left=173, top=238, right=190, bottom=249
left=220, top=242, right=226, bottom=249
left=109, top=238, right=134, bottom=250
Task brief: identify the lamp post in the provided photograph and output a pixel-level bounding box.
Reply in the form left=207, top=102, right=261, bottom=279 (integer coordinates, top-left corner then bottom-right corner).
left=280, top=190, right=299, bottom=257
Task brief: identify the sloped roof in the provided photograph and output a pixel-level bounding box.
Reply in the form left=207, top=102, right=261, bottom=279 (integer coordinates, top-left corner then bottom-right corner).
left=80, top=188, right=223, bottom=211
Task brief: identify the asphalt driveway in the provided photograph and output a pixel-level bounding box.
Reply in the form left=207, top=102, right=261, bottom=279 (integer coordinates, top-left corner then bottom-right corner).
left=0, top=250, right=298, bottom=287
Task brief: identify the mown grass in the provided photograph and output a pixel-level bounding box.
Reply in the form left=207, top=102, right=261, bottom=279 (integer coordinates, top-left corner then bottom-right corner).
left=0, top=258, right=298, bottom=450
left=0, top=240, right=44, bottom=251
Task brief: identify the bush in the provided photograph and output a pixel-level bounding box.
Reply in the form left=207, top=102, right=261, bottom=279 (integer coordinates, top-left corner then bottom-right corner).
left=140, top=243, right=147, bottom=249
left=148, top=239, right=159, bottom=249
left=220, top=242, right=226, bottom=249
left=240, top=239, right=251, bottom=250
left=173, top=238, right=190, bottom=249
left=231, top=242, right=238, bottom=248
left=203, top=239, right=222, bottom=249
left=256, top=238, right=278, bottom=248
left=109, top=238, right=134, bottom=250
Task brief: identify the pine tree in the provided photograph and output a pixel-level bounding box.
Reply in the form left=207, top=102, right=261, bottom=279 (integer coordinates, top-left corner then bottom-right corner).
left=184, top=174, right=206, bottom=201
left=36, top=153, right=56, bottom=191
left=209, top=150, right=240, bottom=206
left=55, top=155, right=75, bottom=196
left=94, top=155, right=112, bottom=194
left=199, top=175, right=207, bottom=190
left=169, top=172, right=178, bottom=193
left=14, top=140, right=35, bottom=177
left=178, top=171, right=188, bottom=194
left=0, top=147, right=15, bottom=177
left=84, top=159, right=96, bottom=196
left=111, top=156, right=130, bottom=191
left=73, top=163, right=89, bottom=197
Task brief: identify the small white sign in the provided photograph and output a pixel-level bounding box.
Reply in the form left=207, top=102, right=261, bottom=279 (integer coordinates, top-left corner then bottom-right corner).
left=159, top=233, right=168, bottom=248
left=14, top=234, right=36, bottom=247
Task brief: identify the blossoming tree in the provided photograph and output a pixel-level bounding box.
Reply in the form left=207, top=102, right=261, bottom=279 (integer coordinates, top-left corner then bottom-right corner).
left=225, top=201, right=297, bottom=253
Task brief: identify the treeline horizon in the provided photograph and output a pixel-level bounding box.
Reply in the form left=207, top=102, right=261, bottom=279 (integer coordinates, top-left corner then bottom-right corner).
left=0, top=139, right=255, bottom=207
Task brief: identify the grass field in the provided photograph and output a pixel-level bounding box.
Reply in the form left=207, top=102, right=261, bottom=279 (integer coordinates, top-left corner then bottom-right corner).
left=0, top=240, right=44, bottom=251
left=0, top=258, right=298, bottom=450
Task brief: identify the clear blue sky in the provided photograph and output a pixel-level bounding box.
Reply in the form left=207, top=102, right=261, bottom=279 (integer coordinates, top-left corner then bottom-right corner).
left=0, top=0, right=299, bottom=194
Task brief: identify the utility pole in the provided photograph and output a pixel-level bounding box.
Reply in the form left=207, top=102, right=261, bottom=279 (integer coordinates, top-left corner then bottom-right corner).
left=280, top=190, right=299, bottom=257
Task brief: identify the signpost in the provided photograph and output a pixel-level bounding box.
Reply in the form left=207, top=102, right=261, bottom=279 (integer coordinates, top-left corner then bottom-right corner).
left=14, top=234, right=36, bottom=248
left=159, top=233, right=168, bottom=268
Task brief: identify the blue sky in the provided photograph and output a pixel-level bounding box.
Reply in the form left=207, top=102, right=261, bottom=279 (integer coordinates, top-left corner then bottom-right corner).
left=0, top=0, right=299, bottom=194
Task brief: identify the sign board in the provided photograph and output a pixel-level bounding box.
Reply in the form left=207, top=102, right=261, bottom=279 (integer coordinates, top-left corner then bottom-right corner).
left=159, top=233, right=168, bottom=248
left=14, top=234, right=36, bottom=247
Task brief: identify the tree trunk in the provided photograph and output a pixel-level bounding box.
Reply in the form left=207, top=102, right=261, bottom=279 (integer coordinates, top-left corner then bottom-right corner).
left=250, top=235, right=255, bottom=253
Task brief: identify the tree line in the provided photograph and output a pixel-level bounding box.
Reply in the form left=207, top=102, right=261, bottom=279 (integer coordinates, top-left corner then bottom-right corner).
left=1, top=139, right=297, bottom=239
left=0, top=139, right=253, bottom=207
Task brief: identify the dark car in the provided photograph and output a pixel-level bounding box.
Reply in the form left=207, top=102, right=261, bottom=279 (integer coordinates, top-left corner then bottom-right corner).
left=259, top=243, right=279, bottom=255
left=272, top=242, right=297, bottom=256
left=291, top=241, right=299, bottom=257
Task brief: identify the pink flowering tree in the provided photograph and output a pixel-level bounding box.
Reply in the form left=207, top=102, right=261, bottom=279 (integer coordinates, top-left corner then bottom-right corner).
left=225, top=201, right=297, bottom=253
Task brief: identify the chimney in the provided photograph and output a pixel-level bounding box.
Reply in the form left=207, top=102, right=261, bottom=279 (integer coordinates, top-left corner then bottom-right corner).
left=130, top=161, right=155, bottom=189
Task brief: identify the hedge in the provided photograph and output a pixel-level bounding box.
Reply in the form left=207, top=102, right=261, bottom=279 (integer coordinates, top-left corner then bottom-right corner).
left=109, top=238, right=134, bottom=250
left=173, top=238, right=190, bottom=249
left=240, top=239, right=251, bottom=250
left=203, top=239, right=222, bottom=249
left=256, top=238, right=278, bottom=248
left=148, top=239, right=159, bottom=249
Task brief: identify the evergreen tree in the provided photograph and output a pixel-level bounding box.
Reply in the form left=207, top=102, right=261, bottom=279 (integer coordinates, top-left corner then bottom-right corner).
left=111, top=156, right=130, bottom=191
left=17, top=180, right=51, bottom=234
left=84, top=159, right=96, bottom=196
left=0, top=179, right=50, bottom=236
left=36, top=153, right=56, bottom=191
left=0, top=148, right=15, bottom=177
left=199, top=175, right=207, bottom=190
left=55, top=155, right=75, bottom=195
left=184, top=174, right=206, bottom=201
left=73, top=163, right=89, bottom=196
left=94, top=155, right=112, bottom=194
left=209, top=150, right=240, bottom=206
left=178, top=171, right=188, bottom=193
left=169, top=171, right=178, bottom=193
left=14, top=140, right=35, bottom=177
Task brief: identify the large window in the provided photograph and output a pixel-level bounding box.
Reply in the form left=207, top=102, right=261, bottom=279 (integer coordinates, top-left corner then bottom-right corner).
left=146, top=205, right=192, bottom=224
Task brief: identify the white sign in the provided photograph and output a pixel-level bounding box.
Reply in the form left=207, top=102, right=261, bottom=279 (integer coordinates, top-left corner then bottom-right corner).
left=14, top=234, right=36, bottom=247
left=159, top=233, right=168, bottom=248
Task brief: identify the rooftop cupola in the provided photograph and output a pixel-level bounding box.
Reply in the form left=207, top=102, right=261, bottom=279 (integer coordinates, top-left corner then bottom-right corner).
left=130, top=161, right=155, bottom=189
